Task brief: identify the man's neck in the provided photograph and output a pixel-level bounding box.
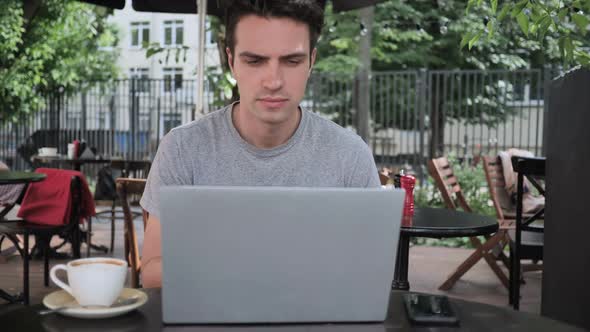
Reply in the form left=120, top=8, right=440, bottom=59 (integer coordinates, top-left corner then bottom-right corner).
left=232, top=103, right=301, bottom=149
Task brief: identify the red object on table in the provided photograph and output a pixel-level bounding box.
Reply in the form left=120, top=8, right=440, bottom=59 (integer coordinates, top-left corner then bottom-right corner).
left=401, top=174, right=416, bottom=227
left=73, top=140, right=80, bottom=159
left=17, top=168, right=95, bottom=226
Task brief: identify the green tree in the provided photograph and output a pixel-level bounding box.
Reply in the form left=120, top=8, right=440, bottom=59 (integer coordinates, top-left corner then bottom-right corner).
left=0, top=0, right=119, bottom=124
left=465, top=0, right=590, bottom=67
left=316, top=1, right=565, bottom=73
left=313, top=1, right=579, bottom=155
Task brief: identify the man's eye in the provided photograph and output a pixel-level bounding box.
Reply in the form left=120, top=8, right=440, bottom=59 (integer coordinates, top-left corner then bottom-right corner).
left=246, top=59, right=261, bottom=65
left=287, top=60, right=302, bottom=66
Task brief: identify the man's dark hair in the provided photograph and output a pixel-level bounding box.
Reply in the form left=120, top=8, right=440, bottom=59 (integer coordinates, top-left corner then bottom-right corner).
left=225, top=0, right=324, bottom=59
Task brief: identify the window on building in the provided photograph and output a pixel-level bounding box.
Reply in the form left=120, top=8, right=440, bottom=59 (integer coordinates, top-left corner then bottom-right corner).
left=66, top=111, right=81, bottom=129
left=129, top=68, right=150, bottom=92
left=163, top=20, right=184, bottom=46
left=130, top=22, right=150, bottom=48
left=162, top=113, right=182, bottom=134
left=163, top=68, right=183, bottom=92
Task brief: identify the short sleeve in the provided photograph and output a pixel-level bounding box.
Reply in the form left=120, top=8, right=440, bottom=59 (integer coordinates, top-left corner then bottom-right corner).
left=140, top=131, right=192, bottom=219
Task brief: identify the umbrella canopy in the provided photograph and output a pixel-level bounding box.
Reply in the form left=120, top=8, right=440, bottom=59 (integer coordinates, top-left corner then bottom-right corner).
left=77, top=0, right=384, bottom=16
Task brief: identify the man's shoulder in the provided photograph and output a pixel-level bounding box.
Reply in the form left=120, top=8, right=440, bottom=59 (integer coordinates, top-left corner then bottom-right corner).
left=304, top=110, right=367, bottom=148
left=165, top=105, right=230, bottom=141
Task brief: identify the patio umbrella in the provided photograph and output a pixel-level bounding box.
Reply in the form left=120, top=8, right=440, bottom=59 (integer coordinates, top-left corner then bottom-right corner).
left=76, top=0, right=385, bottom=116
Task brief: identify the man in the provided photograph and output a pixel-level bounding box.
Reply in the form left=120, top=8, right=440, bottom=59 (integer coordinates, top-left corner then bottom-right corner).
left=140, top=0, right=380, bottom=288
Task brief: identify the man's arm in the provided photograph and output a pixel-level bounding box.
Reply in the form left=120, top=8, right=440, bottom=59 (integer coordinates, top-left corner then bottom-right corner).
left=141, top=214, right=162, bottom=288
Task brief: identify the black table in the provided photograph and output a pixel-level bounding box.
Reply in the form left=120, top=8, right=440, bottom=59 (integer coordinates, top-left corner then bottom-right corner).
left=31, top=155, right=112, bottom=172
left=0, top=171, right=46, bottom=304
left=0, top=288, right=584, bottom=331
left=392, top=207, right=499, bottom=291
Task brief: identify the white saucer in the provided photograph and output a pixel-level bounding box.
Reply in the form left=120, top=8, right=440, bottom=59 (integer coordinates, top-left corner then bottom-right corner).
left=42, top=288, right=148, bottom=319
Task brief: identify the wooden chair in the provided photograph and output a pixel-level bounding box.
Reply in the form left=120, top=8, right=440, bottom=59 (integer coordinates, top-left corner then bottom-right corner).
left=116, top=178, right=148, bottom=288
left=482, top=156, right=543, bottom=274
left=379, top=171, right=391, bottom=186
left=94, top=160, right=151, bottom=253
left=428, top=157, right=510, bottom=290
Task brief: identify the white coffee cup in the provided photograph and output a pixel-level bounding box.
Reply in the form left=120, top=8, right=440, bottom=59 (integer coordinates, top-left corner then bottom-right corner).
left=67, top=143, right=76, bottom=159
left=50, top=257, right=128, bottom=307
left=38, top=147, right=58, bottom=157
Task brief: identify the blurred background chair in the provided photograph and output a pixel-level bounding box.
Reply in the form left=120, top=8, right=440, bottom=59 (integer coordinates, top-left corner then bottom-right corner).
left=482, top=156, right=543, bottom=296
left=509, top=155, right=544, bottom=310
left=116, top=178, right=147, bottom=288
left=428, top=156, right=510, bottom=291
left=0, top=173, right=85, bottom=304
left=93, top=160, right=150, bottom=254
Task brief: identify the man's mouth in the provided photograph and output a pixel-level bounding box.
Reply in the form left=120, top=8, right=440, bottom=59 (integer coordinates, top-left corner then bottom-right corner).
left=258, top=97, right=288, bottom=109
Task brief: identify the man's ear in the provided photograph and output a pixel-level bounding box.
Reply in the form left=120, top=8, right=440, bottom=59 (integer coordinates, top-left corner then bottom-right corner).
left=226, top=47, right=235, bottom=76
left=309, top=48, right=317, bottom=76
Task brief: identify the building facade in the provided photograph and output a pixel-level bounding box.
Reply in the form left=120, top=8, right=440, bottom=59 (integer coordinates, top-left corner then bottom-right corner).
left=108, top=4, right=220, bottom=82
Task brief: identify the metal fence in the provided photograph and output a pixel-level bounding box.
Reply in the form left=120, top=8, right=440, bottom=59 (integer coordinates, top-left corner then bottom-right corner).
left=1, top=68, right=555, bottom=176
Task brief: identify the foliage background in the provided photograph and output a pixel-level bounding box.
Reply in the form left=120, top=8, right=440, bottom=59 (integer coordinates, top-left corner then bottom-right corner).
left=0, top=0, right=119, bottom=124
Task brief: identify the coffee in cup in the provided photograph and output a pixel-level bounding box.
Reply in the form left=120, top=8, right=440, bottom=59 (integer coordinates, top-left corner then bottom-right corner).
left=50, top=257, right=128, bottom=307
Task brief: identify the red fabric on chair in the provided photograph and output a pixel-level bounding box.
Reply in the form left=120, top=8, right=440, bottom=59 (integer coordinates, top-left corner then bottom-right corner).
left=17, top=168, right=95, bottom=226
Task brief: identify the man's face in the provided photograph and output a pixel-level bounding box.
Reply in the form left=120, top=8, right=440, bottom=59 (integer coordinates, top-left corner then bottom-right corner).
left=227, top=15, right=316, bottom=126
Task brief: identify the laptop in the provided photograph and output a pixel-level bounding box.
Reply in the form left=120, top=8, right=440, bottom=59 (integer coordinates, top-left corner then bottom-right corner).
left=159, top=186, right=405, bottom=324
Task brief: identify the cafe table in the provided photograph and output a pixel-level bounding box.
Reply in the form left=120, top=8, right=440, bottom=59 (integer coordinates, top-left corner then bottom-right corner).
left=31, top=155, right=112, bottom=172
left=392, top=207, right=499, bottom=291
left=0, top=288, right=584, bottom=331
left=0, top=171, right=46, bottom=304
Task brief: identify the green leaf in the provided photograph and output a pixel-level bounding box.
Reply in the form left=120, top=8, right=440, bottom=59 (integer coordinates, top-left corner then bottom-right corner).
left=468, top=30, right=484, bottom=50
left=511, top=0, right=528, bottom=18
left=466, top=0, right=477, bottom=14
left=460, top=32, right=472, bottom=49
left=491, top=0, right=498, bottom=14
left=145, top=47, right=163, bottom=58
left=487, top=20, right=494, bottom=40
left=498, top=4, right=511, bottom=21
left=516, top=12, right=530, bottom=37
left=565, top=36, right=574, bottom=63
left=572, top=13, right=590, bottom=36
left=538, top=15, right=553, bottom=41
left=558, top=8, right=568, bottom=21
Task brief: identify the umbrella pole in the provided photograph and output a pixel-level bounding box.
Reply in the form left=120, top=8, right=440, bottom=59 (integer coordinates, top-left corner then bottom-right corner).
left=195, top=0, right=207, bottom=119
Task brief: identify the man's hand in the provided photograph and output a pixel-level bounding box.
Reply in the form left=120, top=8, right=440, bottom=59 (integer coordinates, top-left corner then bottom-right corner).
left=141, top=215, right=162, bottom=288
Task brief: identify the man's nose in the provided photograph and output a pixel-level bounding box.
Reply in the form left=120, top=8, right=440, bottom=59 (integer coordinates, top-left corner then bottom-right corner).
left=261, top=63, right=283, bottom=91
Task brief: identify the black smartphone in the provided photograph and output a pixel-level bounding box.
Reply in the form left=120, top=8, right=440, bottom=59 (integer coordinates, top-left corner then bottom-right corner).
left=403, top=293, right=459, bottom=326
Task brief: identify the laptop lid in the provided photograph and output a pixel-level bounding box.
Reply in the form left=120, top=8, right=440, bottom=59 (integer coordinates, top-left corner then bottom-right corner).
left=159, top=186, right=404, bottom=324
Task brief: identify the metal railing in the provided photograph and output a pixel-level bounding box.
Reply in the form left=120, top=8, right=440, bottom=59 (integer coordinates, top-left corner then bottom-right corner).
left=1, top=68, right=556, bottom=176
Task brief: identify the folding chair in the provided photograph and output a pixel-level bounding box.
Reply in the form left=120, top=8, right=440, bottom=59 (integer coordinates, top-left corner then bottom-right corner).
left=94, top=160, right=151, bottom=253
left=116, top=178, right=148, bottom=288
left=428, top=157, right=510, bottom=290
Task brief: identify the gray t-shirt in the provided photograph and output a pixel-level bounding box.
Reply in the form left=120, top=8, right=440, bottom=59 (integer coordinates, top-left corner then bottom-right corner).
left=140, top=103, right=380, bottom=218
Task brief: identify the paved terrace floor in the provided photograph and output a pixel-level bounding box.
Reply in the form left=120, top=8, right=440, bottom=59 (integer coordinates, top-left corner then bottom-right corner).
left=0, top=212, right=542, bottom=314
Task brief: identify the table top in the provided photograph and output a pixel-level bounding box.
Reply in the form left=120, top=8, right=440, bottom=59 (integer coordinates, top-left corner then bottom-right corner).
left=511, top=156, right=546, bottom=176
left=31, top=155, right=113, bottom=164
left=0, top=289, right=583, bottom=331
left=403, top=207, right=498, bottom=238
left=0, top=171, right=46, bottom=185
